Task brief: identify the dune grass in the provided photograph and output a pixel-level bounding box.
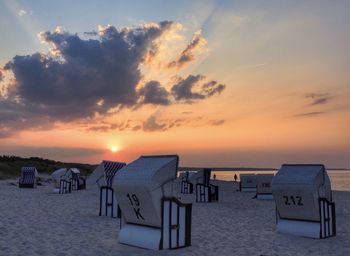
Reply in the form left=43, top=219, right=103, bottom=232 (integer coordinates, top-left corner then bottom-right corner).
left=0, top=155, right=97, bottom=180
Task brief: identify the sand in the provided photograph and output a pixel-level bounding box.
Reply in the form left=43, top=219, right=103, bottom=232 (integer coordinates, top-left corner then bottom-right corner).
left=0, top=179, right=349, bottom=256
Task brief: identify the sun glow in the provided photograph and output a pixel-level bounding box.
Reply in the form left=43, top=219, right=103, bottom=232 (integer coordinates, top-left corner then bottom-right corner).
left=110, top=146, right=119, bottom=153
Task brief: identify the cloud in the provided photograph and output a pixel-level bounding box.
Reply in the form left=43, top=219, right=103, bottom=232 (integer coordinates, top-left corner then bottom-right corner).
left=132, top=125, right=141, bottom=131
left=305, top=93, right=332, bottom=106
left=18, top=9, right=27, bottom=17
left=293, top=111, right=326, bottom=118
left=0, top=126, right=14, bottom=138
left=0, top=70, right=3, bottom=81
left=143, top=115, right=167, bottom=132
left=0, top=22, right=226, bottom=137
left=310, top=97, right=330, bottom=105
left=167, top=31, right=207, bottom=69
left=171, top=75, right=225, bottom=102
left=138, top=80, right=171, bottom=105
left=2, top=22, right=174, bottom=123
left=86, top=120, right=134, bottom=132
left=210, top=119, right=225, bottom=126
left=83, top=30, right=98, bottom=36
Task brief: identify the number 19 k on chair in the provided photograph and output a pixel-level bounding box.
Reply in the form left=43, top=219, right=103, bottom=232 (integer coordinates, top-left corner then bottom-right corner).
left=113, top=155, right=192, bottom=250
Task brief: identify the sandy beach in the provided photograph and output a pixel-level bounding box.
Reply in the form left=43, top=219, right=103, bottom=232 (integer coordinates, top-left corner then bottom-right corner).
left=0, top=179, right=349, bottom=256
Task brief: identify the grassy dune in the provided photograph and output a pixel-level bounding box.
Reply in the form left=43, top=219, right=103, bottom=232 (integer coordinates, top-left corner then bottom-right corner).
left=0, top=156, right=97, bottom=180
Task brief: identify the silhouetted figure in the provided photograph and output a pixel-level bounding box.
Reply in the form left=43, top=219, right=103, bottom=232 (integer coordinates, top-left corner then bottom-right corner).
left=234, top=173, right=238, bottom=182
left=213, top=174, right=216, bottom=180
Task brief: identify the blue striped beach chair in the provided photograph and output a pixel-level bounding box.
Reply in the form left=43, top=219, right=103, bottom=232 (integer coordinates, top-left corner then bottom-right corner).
left=19, top=167, right=38, bottom=188
left=99, top=160, right=126, bottom=218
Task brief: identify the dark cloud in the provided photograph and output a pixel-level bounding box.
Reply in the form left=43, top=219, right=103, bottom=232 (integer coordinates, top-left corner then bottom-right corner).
left=2, top=22, right=174, bottom=124
left=293, top=111, right=326, bottom=118
left=202, top=80, right=226, bottom=97
left=0, top=22, right=226, bottom=138
left=210, top=119, right=225, bottom=126
left=132, top=125, right=141, bottom=131
left=143, top=115, right=167, bottom=132
left=86, top=120, right=134, bottom=132
left=83, top=30, right=98, bottom=36
left=310, top=97, right=331, bottom=106
left=86, top=125, right=111, bottom=132
left=171, top=75, right=225, bottom=102
left=305, top=93, right=332, bottom=106
left=167, top=31, right=206, bottom=69
left=139, top=80, right=171, bottom=105
left=305, top=93, right=329, bottom=98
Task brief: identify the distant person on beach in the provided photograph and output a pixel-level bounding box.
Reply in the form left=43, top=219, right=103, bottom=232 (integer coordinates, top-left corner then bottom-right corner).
left=213, top=174, right=216, bottom=180
left=234, top=174, right=238, bottom=182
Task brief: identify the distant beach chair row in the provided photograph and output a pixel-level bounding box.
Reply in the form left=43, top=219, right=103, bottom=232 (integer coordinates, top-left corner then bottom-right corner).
left=239, top=174, right=274, bottom=200
left=51, top=168, right=86, bottom=194
left=237, top=165, right=336, bottom=239
left=180, top=168, right=219, bottom=203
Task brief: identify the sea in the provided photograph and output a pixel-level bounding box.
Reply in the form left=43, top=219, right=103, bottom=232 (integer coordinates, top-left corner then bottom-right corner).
left=209, top=169, right=350, bottom=192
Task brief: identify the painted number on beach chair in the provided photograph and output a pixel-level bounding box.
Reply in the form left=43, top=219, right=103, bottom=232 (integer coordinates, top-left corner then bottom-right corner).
left=127, top=193, right=140, bottom=206
left=283, top=195, right=303, bottom=206
left=127, top=193, right=145, bottom=220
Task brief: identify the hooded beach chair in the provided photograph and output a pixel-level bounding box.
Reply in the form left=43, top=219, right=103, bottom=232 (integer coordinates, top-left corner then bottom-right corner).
left=69, top=168, right=86, bottom=191
left=272, top=164, right=336, bottom=239
left=19, top=167, right=38, bottom=188
left=51, top=168, right=72, bottom=194
left=189, top=168, right=219, bottom=203
left=51, top=168, right=85, bottom=194
left=239, top=174, right=257, bottom=192
left=180, top=171, right=194, bottom=194
left=255, top=174, right=274, bottom=200
left=114, top=155, right=192, bottom=250
left=96, top=160, right=126, bottom=218
left=51, top=168, right=70, bottom=193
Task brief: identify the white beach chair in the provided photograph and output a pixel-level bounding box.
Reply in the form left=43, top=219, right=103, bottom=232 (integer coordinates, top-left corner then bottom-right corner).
left=96, top=160, right=126, bottom=218
left=180, top=171, right=193, bottom=194
left=51, top=168, right=70, bottom=193
left=69, top=168, right=86, bottom=191
left=272, top=164, right=336, bottom=239
left=239, top=174, right=257, bottom=192
left=18, top=167, right=38, bottom=188
left=255, top=174, right=274, bottom=200
left=51, top=168, right=85, bottom=194
left=114, top=155, right=192, bottom=250
left=190, top=169, right=219, bottom=203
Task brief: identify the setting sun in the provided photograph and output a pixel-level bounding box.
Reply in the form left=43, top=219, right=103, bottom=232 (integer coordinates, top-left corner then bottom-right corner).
left=110, top=146, right=119, bottom=153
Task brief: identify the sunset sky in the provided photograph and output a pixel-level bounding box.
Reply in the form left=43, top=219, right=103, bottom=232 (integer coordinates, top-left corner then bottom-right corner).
left=0, top=0, right=349, bottom=168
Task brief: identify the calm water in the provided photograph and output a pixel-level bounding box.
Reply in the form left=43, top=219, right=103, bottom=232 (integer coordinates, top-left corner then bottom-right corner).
left=209, top=170, right=350, bottom=192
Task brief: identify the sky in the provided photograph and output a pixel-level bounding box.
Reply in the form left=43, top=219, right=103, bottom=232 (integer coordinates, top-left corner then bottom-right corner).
left=0, top=0, right=349, bottom=168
